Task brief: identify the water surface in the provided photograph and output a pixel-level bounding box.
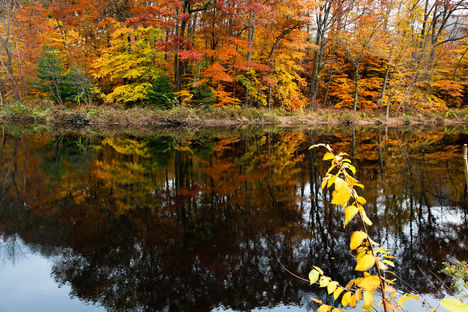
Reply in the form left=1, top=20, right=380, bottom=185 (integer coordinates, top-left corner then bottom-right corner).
left=0, top=126, right=466, bottom=312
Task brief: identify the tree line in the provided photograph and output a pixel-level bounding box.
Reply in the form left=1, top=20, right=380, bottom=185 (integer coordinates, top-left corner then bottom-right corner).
left=0, top=0, right=467, bottom=114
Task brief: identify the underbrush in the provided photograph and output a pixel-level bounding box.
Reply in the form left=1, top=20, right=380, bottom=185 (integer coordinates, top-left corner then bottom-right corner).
left=0, top=101, right=50, bottom=123
left=0, top=101, right=467, bottom=127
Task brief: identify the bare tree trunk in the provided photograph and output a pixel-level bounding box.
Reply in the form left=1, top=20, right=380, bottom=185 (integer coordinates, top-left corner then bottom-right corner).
left=379, top=45, right=394, bottom=109
left=0, top=0, right=19, bottom=101
left=385, top=92, right=391, bottom=121
left=312, top=40, right=326, bottom=105
left=323, top=42, right=336, bottom=107
left=245, top=0, right=256, bottom=106
left=453, top=47, right=468, bottom=80
left=353, top=64, right=359, bottom=112
left=174, top=16, right=188, bottom=92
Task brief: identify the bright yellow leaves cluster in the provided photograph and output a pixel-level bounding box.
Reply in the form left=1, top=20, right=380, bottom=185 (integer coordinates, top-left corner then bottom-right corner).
left=309, top=264, right=376, bottom=311
left=307, top=144, right=419, bottom=312
left=316, top=146, right=369, bottom=228
left=91, top=24, right=164, bottom=105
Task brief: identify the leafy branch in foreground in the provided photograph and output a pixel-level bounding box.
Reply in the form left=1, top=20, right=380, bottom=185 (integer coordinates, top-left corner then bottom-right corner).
left=307, top=144, right=468, bottom=312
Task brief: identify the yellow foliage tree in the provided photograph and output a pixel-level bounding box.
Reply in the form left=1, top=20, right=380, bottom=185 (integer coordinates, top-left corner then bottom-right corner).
left=91, top=22, right=165, bottom=105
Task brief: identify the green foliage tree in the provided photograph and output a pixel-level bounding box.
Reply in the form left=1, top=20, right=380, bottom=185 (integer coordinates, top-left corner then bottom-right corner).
left=31, top=46, right=66, bottom=105
left=66, top=66, right=94, bottom=105
left=147, top=76, right=178, bottom=108
left=191, top=83, right=217, bottom=107
left=32, top=46, right=93, bottom=105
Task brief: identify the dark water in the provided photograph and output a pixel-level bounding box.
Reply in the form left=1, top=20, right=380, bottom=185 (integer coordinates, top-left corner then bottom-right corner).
left=0, top=126, right=466, bottom=312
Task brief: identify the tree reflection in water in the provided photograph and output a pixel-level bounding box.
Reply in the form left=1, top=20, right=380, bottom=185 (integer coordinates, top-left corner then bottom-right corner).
left=0, top=127, right=466, bottom=311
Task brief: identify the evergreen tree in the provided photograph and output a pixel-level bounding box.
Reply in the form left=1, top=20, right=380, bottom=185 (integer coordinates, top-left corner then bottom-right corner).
left=147, top=76, right=178, bottom=108
left=32, top=46, right=93, bottom=105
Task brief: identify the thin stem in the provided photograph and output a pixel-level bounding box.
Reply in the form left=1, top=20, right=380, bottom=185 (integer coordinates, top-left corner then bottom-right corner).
left=334, top=157, right=389, bottom=312
left=277, top=258, right=310, bottom=283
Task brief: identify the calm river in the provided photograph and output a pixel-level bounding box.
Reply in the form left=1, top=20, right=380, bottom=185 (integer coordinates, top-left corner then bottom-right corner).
left=0, top=126, right=466, bottom=312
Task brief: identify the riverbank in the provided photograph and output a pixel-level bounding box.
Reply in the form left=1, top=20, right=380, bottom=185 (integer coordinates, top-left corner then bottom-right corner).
left=0, top=102, right=467, bottom=129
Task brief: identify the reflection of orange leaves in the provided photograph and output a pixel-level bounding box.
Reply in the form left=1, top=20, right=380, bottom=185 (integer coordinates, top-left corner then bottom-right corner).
left=93, top=159, right=146, bottom=187
left=175, top=145, right=192, bottom=152
left=234, top=173, right=268, bottom=182
left=73, top=192, right=85, bottom=204
left=213, top=138, right=240, bottom=152
left=102, top=138, right=149, bottom=157
left=178, top=187, right=203, bottom=196
left=115, top=199, right=130, bottom=216
left=201, top=163, right=233, bottom=180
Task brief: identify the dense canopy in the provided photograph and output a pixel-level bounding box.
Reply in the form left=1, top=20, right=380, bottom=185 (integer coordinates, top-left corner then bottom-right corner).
left=0, top=0, right=467, bottom=111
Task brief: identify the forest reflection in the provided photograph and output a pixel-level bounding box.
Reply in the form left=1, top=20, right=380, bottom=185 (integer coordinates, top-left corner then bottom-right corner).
left=0, top=126, right=466, bottom=312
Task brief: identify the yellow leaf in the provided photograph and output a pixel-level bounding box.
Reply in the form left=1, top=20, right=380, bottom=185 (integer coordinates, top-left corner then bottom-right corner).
left=318, top=305, right=332, bottom=312
left=383, top=260, right=395, bottom=267
left=342, top=292, right=351, bottom=307
left=344, top=205, right=359, bottom=227
left=350, top=231, right=368, bottom=250
left=347, top=176, right=357, bottom=184
left=362, top=304, right=373, bottom=312
left=397, top=295, right=406, bottom=307
left=327, top=281, right=338, bottom=294
left=333, top=287, right=344, bottom=300
left=355, top=289, right=362, bottom=302
left=309, top=269, right=320, bottom=285
left=358, top=275, right=381, bottom=291
left=327, top=175, right=337, bottom=188
left=361, top=210, right=373, bottom=226
left=345, top=164, right=356, bottom=175
left=323, top=152, right=334, bottom=161
left=379, top=260, right=388, bottom=271
left=385, top=285, right=397, bottom=294
left=331, top=177, right=351, bottom=206
left=350, top=294, right=357, bottom=308
left=321, top=177, right=328, bottom=190
left=385, top=302, right=399, bottom=311
left=357, top=196, right=367, bottom=205
left=345, top=279, right=355, bottom=290
left=363, top=291, right=373, bottom=305
left=313, top=266, right=324, bottom=275
left=319, top=276, right=331, bottom=288
left=355, top=254, right=376, bottom=271
left=311, top=297, right=322, bottom=304
left=331, top=309, right=342, bottom=312
left=407, top=295, right=419, bottom=300
left=440, top=299, right=468, bottom=312
left=347, top=176, right=363, bottom=188
left=310, top=143, right=326, bottom=149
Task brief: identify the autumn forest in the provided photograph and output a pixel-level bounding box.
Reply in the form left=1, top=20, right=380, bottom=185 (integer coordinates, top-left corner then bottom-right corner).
left=0, top=0, right=467, bottom=113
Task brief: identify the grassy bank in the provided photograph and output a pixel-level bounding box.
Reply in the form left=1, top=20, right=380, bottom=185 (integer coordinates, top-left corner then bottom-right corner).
left=0, top=101, right=467, bottom=129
